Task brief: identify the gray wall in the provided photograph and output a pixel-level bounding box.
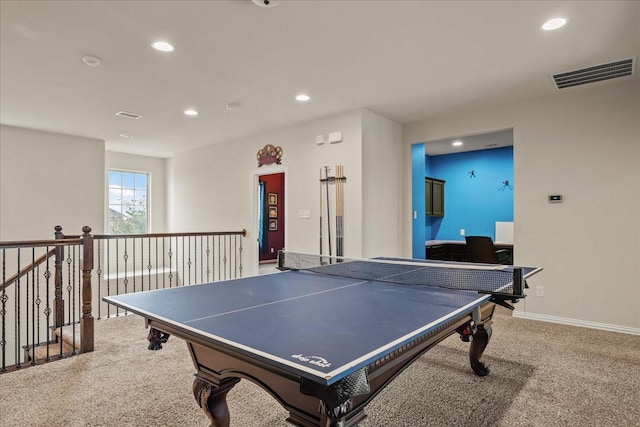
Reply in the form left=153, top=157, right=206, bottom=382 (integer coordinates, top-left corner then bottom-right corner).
left=403, top=79, right=640, bottom=332
left=0, top=125, right=104, bottom=240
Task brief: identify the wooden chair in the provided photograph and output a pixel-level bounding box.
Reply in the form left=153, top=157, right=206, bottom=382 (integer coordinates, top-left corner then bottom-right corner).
left=465, top=236, right=511, bottom=264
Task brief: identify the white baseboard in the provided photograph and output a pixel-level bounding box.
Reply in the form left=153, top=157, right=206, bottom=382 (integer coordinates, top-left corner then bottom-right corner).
left=512, top=311, right=640, bottom=336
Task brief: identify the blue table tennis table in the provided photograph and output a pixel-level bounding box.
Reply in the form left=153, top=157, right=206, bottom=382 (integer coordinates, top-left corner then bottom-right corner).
left=104, top=251, right=541, bottom=427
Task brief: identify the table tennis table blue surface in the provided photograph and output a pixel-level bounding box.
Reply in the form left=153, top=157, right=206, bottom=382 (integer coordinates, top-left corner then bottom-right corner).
left=105, top=259, right=537, bottom=386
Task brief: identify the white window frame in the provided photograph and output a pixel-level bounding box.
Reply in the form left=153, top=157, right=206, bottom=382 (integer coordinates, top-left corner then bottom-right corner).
left=107, top=169, right=150, bottom=234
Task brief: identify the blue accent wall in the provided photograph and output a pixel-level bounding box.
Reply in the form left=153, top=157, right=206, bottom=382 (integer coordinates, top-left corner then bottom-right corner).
left=411, top=143, right=426, bottom=258
left=430, top=146, right=513, bottom=240
left=412, top=146, right=513, bottom=251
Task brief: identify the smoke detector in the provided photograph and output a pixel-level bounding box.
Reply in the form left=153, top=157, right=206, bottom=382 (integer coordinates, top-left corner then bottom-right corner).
left=252, top=0, right=280, bottom=8
left=81, top=55, right=102, bottom=67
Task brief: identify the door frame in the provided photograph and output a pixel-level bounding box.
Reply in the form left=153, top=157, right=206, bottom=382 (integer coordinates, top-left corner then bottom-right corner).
left=251, top=165, right=288, bottom=275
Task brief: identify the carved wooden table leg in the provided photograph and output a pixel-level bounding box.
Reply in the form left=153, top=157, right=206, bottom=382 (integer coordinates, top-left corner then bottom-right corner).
left=147, top=328, right=170, bottom=350
left=469, top=324, right=492, bottom=376
left=193, top=377, right=241, bottom=427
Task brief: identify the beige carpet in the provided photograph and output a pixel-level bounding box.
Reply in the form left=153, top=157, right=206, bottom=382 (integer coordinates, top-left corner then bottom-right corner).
left=1, top=308, right=639, bottom=427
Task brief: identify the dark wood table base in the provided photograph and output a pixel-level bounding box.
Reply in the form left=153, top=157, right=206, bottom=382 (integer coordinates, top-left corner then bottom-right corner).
left=146, top=302, right=496, bottom=427
left=194, top=377, right=241, bottom=427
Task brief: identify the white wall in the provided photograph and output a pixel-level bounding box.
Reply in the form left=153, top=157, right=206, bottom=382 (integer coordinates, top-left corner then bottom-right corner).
left=362, top=110, right=403, bottom=257
left=0, top=125, right=105, bottom=240
left=168, top=110, right=388, bottom=276
left=403, top=79, right=640, bottom=332
left=105, top=151, right=167, bottom=233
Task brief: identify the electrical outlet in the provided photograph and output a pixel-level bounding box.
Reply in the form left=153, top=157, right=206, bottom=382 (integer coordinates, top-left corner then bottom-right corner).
left=460, top=229, right=465, bottom=236
left=535, top=286, right=544, bottom=297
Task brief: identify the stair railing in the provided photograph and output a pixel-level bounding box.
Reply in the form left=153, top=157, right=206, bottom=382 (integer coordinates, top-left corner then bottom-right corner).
left=0, top=229, right=87, bottom=372
left=92, top=230, right=246, bottom=319
left=1, top=226, right=246, bottom=373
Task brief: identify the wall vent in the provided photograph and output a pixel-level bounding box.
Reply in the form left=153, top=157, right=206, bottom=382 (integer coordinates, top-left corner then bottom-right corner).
left=115, top=111, right=143, bottom=119
left=552, top=58, right=635, bottom=89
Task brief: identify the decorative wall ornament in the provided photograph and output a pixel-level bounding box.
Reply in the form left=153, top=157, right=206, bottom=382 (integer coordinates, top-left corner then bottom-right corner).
left=499, top=180, right=513, bottom=191
left=257, top=144, right=283, bottom=167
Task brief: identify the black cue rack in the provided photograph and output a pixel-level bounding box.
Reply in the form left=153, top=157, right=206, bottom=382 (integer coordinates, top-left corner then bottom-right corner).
left=319, top=164, right=347, bottom=258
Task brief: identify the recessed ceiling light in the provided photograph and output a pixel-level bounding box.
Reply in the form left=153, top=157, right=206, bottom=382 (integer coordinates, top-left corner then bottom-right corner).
left=120, top=133, right=133, bottom=139
left=152, top=41, right=174, bottom=52
left=452, top=141, right=463, bottom=147
left=184, top=109, right=198, bottom=116
left=542, top=18, right=567, bottom=31
left=296, top=94, right=310, bottom=102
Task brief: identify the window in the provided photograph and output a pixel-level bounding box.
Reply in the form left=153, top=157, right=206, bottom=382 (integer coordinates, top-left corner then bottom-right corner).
left=108, top=170, right=149, bottom=234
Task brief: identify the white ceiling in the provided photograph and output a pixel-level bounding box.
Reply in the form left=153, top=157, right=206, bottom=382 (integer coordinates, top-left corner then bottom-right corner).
left=1, top=1, right=638, bottom=158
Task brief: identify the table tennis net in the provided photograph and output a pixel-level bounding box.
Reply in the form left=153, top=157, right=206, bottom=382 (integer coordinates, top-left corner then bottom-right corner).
left=279, top=252, right=522, bottom=295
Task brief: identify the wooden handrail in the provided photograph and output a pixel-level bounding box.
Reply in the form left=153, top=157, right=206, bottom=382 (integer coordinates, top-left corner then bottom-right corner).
left=0, top=238, right=83, bottom=249
left=92, top=229, right=247, bottom=240
left=0, top=248, right=55, bottom=292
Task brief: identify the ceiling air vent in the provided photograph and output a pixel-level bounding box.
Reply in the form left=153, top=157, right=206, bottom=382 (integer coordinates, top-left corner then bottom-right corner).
left=552, top=58, right=635, bottom=90
left=115, top=111, right=143, bottom=119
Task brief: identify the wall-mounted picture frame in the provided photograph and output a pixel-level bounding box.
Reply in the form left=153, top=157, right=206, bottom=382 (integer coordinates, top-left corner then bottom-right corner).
left=268, top=193, right=278, bottom=205
left=269, top=219, right=278, bottom=231
left=268, top=206, right=277, bottom=218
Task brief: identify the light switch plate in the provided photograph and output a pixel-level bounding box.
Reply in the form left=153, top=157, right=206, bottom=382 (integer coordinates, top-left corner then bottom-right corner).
left=298, top=209, right=311, bottom=219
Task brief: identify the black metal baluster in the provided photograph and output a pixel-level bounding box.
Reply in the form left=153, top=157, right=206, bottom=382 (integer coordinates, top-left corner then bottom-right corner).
left=168, top=237, right=173, bottom=288
left=35, top=256, right=42, bottom=363
left=233, top=236, right=237, bottom=278
left=217, top=235, right=221, bottom=281
left=123, top=237, right=128, bottom=297
left=132, top=238, right=136, bottom=293
left=115, top=239, right=119, bottom=316
left=188, top=236, right=192, bottom=285
left=162, top=237, right=166, bottom=289
left=206, top=236, right=211, bottom=282
left=71, top=245, right=77, bottom=355
left=15, top=249, right=21, bottom=368
left=71, top=245, right=82, bottom=355
left=96, top=241, right=102, bottom=319
left=223, top=235, right=228, bottom=280
left=63, top=248, right=72, bottom=358
left=148, top=238, right=153, bottom=291
left=44, top=250, right=51, bottom=361
left=182, top=236, right=185, bottom=286
left=27, top=248, right=33, bottom=365
left=1, top=249, right=7, bottom=371
left=106, top=239, right=111, bottom=318
left=66, top=248, right=72, bottom=327
left=239, top=235, right=244, bottom=277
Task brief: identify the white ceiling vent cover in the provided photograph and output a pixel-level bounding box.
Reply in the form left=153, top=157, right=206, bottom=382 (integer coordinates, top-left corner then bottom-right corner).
left=552, top=58, right=635, bottom=89
left=115, top=111, right=143, bottom=119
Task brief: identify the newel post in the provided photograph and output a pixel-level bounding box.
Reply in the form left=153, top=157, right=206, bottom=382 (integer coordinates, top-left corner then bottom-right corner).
left=80, top=226, right=94, bottom=352
left=53, top=225, right=65, bottom=329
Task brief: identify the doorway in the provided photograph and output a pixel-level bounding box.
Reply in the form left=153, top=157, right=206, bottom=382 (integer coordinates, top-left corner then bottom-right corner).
left=257, top=172, right=285, bottom=265
left=412, top=129, right=514, bottom=258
